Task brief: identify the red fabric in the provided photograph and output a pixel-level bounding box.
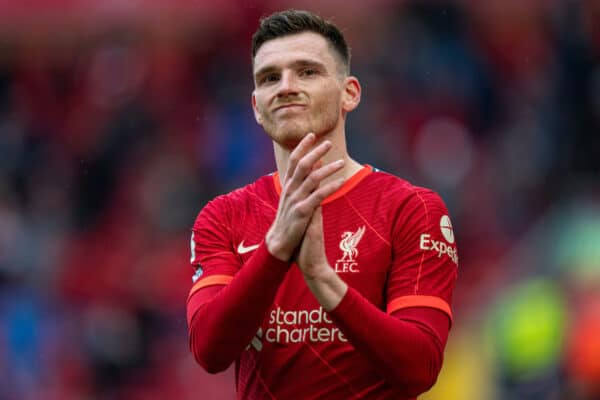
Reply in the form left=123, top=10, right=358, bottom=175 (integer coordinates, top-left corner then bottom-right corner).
left=329, top=287, right=450, bottom=398
left=187, top=242, right=290, bottom=373
left=190, top=282, right=449, bottom=399
left=186, top=168, right=458, bottom=399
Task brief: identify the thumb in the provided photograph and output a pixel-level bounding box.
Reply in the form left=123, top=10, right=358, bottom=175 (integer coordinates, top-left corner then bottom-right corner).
left=307, top=207, right=323, bottom=235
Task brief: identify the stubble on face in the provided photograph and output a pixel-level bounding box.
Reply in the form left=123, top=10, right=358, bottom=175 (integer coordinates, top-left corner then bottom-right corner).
left=261, top=92, right=341, bottom=148
left=252, top=33, right=345, bottom=149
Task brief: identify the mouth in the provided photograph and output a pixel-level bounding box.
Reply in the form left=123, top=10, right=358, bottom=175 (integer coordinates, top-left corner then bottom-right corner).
left=274, top=104, right=305, bottom=112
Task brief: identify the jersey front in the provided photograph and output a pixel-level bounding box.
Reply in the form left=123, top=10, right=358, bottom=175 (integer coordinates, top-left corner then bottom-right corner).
left=189, top=165, right=458, bottom=399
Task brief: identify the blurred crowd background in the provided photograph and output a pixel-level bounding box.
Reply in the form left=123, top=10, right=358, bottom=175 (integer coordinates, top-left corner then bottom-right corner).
left=0, top=0, right=599, bottom=399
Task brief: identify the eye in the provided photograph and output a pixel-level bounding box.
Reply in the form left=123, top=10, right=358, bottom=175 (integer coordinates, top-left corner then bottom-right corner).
left=259, top=73, right=279, bottom=85
left=300, top=68, right=318, bottom=77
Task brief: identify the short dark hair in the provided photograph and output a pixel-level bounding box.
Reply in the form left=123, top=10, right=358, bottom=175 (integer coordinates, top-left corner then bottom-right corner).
left=251, top=9, right=351, bottom=74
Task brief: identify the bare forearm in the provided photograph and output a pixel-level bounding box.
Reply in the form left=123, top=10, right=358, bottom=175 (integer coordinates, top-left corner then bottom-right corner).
left=303, top=268, right=348, bottom=311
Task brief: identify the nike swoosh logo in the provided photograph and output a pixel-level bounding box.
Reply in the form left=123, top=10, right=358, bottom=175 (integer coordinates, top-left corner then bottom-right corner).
left=237, top=240, right=260, bottom=254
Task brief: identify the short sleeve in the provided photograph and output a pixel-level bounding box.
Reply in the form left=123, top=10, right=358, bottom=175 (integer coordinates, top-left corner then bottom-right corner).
left=386, top=189, right=458, bottom=323
left=188, top=196, right=241, bottom=298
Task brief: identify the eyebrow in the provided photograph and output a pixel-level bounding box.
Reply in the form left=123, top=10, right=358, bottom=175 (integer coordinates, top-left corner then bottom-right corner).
left=253, top=59, right=327, bottom=80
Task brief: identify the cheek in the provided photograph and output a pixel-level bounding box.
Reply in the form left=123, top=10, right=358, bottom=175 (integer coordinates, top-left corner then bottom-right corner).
left=255, top=101, right=270, bottom=121
left=253, top=92, right=268, bottom=112
left=315, top=89, right=341, bottom=113
left=254, top=97, right=264, bottom=112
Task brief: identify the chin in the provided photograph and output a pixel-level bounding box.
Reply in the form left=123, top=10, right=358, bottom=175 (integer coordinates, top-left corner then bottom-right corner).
left=270, top=124, right=312, bottom=148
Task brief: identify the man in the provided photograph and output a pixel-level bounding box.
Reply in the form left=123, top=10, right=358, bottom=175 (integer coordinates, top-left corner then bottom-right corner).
left=187, top=9, right=458, bottom=399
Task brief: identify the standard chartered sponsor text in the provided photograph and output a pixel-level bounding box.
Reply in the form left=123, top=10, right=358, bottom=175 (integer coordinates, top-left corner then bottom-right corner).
left=266, top=306, right=347, bottom=344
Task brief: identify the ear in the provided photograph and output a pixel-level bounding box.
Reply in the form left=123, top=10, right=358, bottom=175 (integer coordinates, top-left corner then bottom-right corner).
left=252, top=91, right=263, bottom=125
left=341, top=76, right=361, bottom=113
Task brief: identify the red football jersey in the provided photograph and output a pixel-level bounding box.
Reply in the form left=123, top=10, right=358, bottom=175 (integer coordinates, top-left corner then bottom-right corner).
left=188, top=165, right=458, bottom=399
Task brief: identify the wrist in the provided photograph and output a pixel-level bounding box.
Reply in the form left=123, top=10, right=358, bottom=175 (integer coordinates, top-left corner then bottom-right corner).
left=301, top=262, right=335, bottom=282
left=303, top=268, right=348, bottom=311
left=265, top=229, right=293, bottom=262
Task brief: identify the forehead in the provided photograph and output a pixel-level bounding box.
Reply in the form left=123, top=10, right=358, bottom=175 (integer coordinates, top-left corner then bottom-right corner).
left=253, top=32, right=338, bottom=72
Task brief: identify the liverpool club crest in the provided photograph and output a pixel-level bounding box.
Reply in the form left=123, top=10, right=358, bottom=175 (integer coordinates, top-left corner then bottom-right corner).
left=335, top=226, right=365, bottom=273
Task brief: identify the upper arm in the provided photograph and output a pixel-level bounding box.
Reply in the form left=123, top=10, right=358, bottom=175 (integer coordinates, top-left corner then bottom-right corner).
left=186, top=197, right=241, bottom=323
left=386, top=189, right=458, bottom=326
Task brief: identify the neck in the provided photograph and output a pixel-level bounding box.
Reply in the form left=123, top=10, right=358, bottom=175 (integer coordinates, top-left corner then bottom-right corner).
left=273, top=129, right=362, bottom=187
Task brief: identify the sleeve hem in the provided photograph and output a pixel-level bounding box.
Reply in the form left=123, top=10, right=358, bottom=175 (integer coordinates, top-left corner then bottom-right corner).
left=387, top=295, right=452, bottom=322
left=188, top=275, right=234, bottom=301
left=256, top=240, right=291, bottom=272
left=328, top=285, right=358, bottom=316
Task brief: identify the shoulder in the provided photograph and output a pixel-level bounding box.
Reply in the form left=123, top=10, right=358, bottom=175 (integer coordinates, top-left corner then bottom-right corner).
left=192, top=173, right=277, bottom=230
left=361, top=168, right=452, bottom=241
left=365, top=167, right=448, bottom=209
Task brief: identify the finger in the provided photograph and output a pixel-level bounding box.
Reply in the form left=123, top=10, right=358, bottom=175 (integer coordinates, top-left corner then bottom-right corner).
left=285, top=133, right=316, bottom=183
left=296, top=159, right=344, bottom=197
left=311, top=160, right=323, bottom=171
left=313, top=206, right=322, bottom=219
left=305, top=206, right=323, bottom=236
left=298, top=177, right=345, bottom=211
left=288, top=140, right=332, bottom=189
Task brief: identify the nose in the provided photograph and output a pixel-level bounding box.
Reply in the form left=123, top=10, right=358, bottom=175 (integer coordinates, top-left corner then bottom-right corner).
left=277, top=70, right=299, bottom=97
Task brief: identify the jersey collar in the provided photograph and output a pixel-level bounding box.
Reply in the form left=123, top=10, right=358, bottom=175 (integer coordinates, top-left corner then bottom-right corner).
left=272, top=164, right=373, bottom=205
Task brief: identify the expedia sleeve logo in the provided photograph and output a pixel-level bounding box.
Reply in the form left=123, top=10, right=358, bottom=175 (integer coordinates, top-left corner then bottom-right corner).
left=440, top=215, right=455, bottom=244
left=419, top=215, right=458, bottom=265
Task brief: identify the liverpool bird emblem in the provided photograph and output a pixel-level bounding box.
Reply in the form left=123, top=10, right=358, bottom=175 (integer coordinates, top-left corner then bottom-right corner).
left=338, top=226, right=366, bottom=262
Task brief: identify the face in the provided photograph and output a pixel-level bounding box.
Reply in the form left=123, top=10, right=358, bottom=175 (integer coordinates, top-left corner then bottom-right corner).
left=252, top=32, right=355, bottom=148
